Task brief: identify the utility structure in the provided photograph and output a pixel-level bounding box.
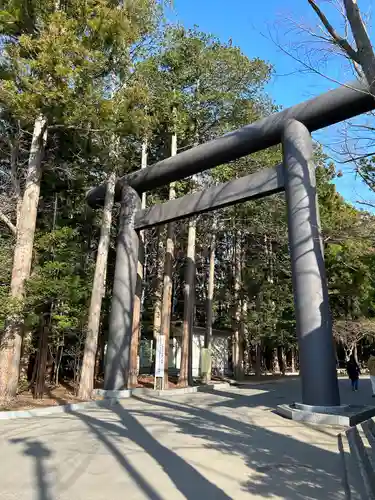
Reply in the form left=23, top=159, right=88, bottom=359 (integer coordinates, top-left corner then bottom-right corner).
left=88, top=79, right=374, bottom=408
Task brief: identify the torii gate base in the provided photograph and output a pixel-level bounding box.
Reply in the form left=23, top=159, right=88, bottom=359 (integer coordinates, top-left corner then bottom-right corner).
left=88, top=79, right=375, bottom=424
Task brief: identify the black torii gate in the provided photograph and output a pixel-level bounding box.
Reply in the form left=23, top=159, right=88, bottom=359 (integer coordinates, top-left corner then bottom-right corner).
left=87, top=79, right=374, bottom=409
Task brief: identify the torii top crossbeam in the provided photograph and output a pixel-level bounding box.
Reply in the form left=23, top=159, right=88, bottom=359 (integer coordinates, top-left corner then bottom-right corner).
left=87, top=79, right=374, bottom=208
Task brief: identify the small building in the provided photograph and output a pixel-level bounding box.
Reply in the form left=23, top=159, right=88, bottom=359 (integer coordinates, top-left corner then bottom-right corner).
left=139, top=324, right=232, bottom=377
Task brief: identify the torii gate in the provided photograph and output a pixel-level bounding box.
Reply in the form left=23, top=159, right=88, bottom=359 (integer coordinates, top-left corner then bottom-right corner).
left=87, top=79, right=374, bottom=409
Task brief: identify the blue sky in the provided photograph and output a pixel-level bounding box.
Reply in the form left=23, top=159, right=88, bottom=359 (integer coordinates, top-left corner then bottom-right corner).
left=168, top=0, right=375, bottom=209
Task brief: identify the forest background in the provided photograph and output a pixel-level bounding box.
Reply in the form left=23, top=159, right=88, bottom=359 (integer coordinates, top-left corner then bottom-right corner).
left=0, top=0, right=374, bottom=403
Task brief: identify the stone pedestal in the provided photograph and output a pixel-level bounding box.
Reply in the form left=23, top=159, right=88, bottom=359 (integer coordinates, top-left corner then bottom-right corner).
left=276, top=403, right=375, bottom=426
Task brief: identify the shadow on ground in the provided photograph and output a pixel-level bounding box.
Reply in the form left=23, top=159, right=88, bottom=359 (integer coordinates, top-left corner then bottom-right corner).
left=10, top=438, right=53, bottom=500
left=8, top=377, right=364, bottom=499
left=207, top=376, right=375, bottom=411
left=125, top=395, right=343, bottom=499
left=69, top=389, right=346, bottom=499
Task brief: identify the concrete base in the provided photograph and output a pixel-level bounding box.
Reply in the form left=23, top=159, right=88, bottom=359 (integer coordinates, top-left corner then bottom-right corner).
left=276, top=403, right=375, bottom=426
left=294, top=402, right=350, bottom=415
left=94, top=389, right=132, bottom=399
left=93, top=382, right=230, bottom=400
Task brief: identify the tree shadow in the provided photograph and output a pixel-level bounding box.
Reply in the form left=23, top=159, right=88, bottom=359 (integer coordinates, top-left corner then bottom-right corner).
left=121, top=394, right=347, bottom=499
left=206, top=377, right=375, bottom=412
left=69, top=402, right=232, bottom=499
left=6, top=386, right=354, bottom=499
left=68, top=407, right=165, bottom=500
left=206, top=382, right=298, bottom=410
left=10, top=438, right=53, bottom=500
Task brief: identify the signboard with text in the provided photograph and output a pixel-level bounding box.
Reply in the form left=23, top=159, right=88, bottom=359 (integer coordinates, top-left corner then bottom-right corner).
left=155, top=335, right=165, bottom=378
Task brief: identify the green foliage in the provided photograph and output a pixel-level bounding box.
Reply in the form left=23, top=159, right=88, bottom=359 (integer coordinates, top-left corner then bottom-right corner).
left=213, top=148, right=375, bottom=358
left=357, top=155, right=375, bottom=193
left=0, top=0, right=163, bottom=130
left=134, top=25, right=273, bottom=142
left=24, top=226, right=93, bottom=356
left=0, top=237, right=19, bottom=330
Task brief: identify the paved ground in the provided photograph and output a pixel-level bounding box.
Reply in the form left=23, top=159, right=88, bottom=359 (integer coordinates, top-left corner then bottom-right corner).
left=0, top=376, right=373, bottom=500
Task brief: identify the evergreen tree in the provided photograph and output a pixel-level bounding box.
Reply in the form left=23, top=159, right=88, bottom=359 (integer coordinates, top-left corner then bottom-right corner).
left=0, top=0, right=164, bottom=398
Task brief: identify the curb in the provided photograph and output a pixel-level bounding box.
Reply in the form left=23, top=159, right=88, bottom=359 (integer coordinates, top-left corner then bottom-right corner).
left=0, top=399, right=112, bottom=421
left=94, top=382, right=230, bottom=398
left=229, top=376, right=300, bottom=387
left=143, top=382, right=231, bottom=396
left=0, top=382, right=230, bottom=421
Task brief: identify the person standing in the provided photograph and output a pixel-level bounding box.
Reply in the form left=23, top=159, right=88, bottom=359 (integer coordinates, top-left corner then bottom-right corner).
left=346, top=355, right=360, bottom=391
left=368, top=352, right=375, bottom=397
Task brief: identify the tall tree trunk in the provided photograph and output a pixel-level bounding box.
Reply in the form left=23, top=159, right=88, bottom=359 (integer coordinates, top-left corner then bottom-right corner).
left=291, top=347, right=296, bottom=373
left=335, top=340, right=339, bottom=368
left=129, top=237, right=143, bottom=389
left=353, top=343, right=359, bottom=364
left=277, top=346, right=286, bottom=375
left=141, top=139, right=148, bottom=210
left=129, top=140, right=148, bottom=388
left=179, top=85, right=200, bottom=387
left=178, top=219, right=196, bottom=387
left=203, top=217, right=216, bottom=383
left=34, top=322, right=48, bottom=399
left=153, top=227, right=164, bottom=390
left=55, top=346, right=63, bottom=386
left=255, top=283, right=263, bottom=378
left=95, top=332, right=105, bottom=381
left=271, top=348, right=280, bottom=373
left=78, top=171, right=116, bottom=399
left=161, top=132, right=177, bottom=388
left=239, top=299, right=247, bottom=377
left=232, top=231, right=243, bottom=380
left=153, top=228, right=164, bottom=341
left=0, top=115, right=47, bottom=399
left=343, top=0, right=375, bottom=90
left=255, top=343, right=262, bottom=377
left=244, top=339, right=252, bottom=375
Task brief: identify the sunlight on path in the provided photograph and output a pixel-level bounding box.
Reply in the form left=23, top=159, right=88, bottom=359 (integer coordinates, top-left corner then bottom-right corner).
left=0, top=378, right=354, bottom=499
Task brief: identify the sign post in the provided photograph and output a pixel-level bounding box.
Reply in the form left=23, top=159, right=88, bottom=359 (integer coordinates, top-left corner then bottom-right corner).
left=201, top=348, right=211, bottom=383
left=154, top=335, right=165, bottom=390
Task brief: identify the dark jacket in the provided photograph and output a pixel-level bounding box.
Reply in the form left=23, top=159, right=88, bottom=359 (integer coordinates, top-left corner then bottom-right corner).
left=346, top=359, right=360, bottom=380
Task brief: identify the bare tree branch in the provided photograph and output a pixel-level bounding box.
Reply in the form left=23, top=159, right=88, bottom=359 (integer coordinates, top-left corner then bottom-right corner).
left=340, top=151, right=375, bottom=163
left=307, top=0, right=360, bottom=62
left=343, top=0, right=375, bottom=90
left=0, top=211, right=16, bottom=235
left=334, top=319, right=375, bottom=351
left=267, top=29, right=367, bottom=92
left=356, top=200, right=375, bottom=209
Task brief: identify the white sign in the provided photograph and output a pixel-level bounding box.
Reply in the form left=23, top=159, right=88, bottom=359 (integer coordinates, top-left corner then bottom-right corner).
left=155, top=335, right=165, bottom=378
